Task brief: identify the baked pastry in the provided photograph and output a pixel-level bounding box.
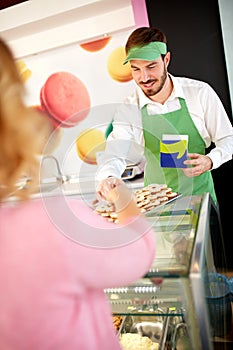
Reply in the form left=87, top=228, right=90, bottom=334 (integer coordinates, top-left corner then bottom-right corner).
left=112, top=315, right=123, bottom=332
left=120, top=333, right=159, bottom=350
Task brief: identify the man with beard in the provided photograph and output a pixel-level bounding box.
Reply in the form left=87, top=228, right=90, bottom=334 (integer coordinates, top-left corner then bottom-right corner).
left=96, top=27, right=233, bottom=204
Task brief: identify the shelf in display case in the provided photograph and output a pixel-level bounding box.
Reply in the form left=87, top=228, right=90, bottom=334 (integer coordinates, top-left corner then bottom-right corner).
left=106, top=278, right=184, bottom=316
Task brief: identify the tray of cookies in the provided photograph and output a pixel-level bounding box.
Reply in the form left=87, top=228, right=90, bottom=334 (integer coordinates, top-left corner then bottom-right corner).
left=94, top=183, right=181, bottom=223
left=133, top=184, right=181, bottom=214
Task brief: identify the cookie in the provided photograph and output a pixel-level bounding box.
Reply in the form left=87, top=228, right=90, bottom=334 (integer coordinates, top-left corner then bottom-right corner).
left=137, top=198, right=150, bottom=208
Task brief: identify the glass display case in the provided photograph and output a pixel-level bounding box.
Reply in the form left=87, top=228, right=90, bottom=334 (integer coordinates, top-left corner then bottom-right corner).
left=105, top=192, right=231, bottom=350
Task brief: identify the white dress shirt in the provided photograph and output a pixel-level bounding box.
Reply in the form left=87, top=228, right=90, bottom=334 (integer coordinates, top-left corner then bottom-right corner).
left=96, top=74, right=233, bottom=181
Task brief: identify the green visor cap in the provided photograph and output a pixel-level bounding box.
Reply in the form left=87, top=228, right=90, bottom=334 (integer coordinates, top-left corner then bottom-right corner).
left=123, top=41, right=167, bottom=65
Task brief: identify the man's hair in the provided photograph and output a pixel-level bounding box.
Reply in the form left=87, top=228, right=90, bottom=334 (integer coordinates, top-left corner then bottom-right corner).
left=125, top=27, right=167, bottom=55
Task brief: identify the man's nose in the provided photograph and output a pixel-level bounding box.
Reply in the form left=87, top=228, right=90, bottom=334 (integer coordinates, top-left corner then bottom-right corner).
left=140, top=69, right=149, bottom=82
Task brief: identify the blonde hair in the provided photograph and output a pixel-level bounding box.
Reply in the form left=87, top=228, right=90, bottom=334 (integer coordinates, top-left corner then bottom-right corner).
left=0, top=38, right=52, bottom=201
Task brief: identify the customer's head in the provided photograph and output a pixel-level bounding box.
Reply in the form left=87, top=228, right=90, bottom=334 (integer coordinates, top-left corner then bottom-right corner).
left=0, top=38, right=51, bottom=201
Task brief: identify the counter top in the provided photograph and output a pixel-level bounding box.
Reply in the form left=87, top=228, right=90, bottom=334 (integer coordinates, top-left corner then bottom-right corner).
left=21, top=174, right=145, bottom=201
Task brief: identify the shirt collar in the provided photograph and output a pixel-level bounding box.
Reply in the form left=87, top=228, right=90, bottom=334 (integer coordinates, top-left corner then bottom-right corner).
left=137, top=74, right=185, bottom=109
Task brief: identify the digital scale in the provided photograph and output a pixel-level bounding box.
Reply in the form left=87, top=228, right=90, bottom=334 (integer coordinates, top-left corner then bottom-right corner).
left=121, top=163, right=144, bottom=180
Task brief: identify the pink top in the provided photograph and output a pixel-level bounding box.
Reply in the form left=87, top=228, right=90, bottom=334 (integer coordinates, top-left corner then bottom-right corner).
left=0, top=196, right=155, bottom=350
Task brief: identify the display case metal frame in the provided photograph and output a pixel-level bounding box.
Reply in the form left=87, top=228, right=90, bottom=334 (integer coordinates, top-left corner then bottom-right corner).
left=106, top=192, right=225, bottom=350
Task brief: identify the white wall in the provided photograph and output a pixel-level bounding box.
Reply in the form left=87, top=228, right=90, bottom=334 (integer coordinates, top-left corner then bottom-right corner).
left=218, top=0, right=233, bottom=118
left=0, top=0, right=135, bottom=58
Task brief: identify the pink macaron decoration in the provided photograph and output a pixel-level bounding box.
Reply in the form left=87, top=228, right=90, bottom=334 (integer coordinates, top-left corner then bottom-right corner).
left=40, top=71, right=91, bottom=128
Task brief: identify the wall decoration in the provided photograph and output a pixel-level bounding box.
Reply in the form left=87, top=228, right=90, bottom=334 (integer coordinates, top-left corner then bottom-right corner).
left=18, top=29, right=136, bottom=180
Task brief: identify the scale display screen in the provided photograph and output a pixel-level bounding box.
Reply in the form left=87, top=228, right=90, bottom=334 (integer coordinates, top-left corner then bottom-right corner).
left=122, top=168, right=133, bottom=178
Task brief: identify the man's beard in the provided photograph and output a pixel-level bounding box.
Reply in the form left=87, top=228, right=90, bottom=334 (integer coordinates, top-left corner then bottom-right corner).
left=141, top=64, right=168, bottom=98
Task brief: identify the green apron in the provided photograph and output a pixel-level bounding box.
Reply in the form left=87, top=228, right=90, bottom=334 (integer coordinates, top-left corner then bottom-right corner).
left=141, top=97, right=217, bottom=203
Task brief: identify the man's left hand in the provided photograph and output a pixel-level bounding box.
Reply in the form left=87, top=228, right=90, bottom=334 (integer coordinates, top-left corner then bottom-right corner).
left=182, top=153, right=213, bottom=177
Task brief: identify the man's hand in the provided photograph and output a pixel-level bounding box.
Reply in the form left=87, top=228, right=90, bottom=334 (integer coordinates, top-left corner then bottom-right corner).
left=183, top=153, right=213, bottom=177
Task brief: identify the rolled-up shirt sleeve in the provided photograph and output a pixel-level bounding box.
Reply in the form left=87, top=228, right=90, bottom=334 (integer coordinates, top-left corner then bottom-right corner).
left=198, top=83, right=233, bottom=169
left=96, top=103, right=144, bottom=181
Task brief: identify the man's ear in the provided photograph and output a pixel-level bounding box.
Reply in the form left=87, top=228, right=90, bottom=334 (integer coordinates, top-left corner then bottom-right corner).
left=164, top=51, right=171, bottom=67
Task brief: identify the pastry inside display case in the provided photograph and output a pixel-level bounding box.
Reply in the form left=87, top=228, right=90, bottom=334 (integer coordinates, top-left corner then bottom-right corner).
left=120, top=332, right=159, bottom=350
left=119, top=312, right=164, bottom=350
left=112, top=308, right=191, bottom=350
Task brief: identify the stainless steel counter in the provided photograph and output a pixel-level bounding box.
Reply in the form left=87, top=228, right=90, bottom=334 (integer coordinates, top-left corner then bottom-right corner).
left=30, top=175, right=145, bottom=199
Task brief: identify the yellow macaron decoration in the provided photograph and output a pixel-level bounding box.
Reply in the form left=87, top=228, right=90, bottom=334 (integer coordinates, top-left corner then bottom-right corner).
left=16, top=60, right=32, bottom=83
left=107, top=46, right=132, bottom=82
left=76, top=128, right=106, bottom=164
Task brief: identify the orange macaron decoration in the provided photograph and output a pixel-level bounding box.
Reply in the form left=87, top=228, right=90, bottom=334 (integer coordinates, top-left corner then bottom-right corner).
left=80, top=36, right=111, bottom=52
left=40, top=71, right=91, bottom=128
left=107, top=46, right=132, bottom=83
left=76, top=128, right=106, bottom=165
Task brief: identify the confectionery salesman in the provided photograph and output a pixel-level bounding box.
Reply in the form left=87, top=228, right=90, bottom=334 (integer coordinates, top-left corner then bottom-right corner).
left=0, top=37, right=156, bottom=350
left=96, top=27, right=233, bottom=204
